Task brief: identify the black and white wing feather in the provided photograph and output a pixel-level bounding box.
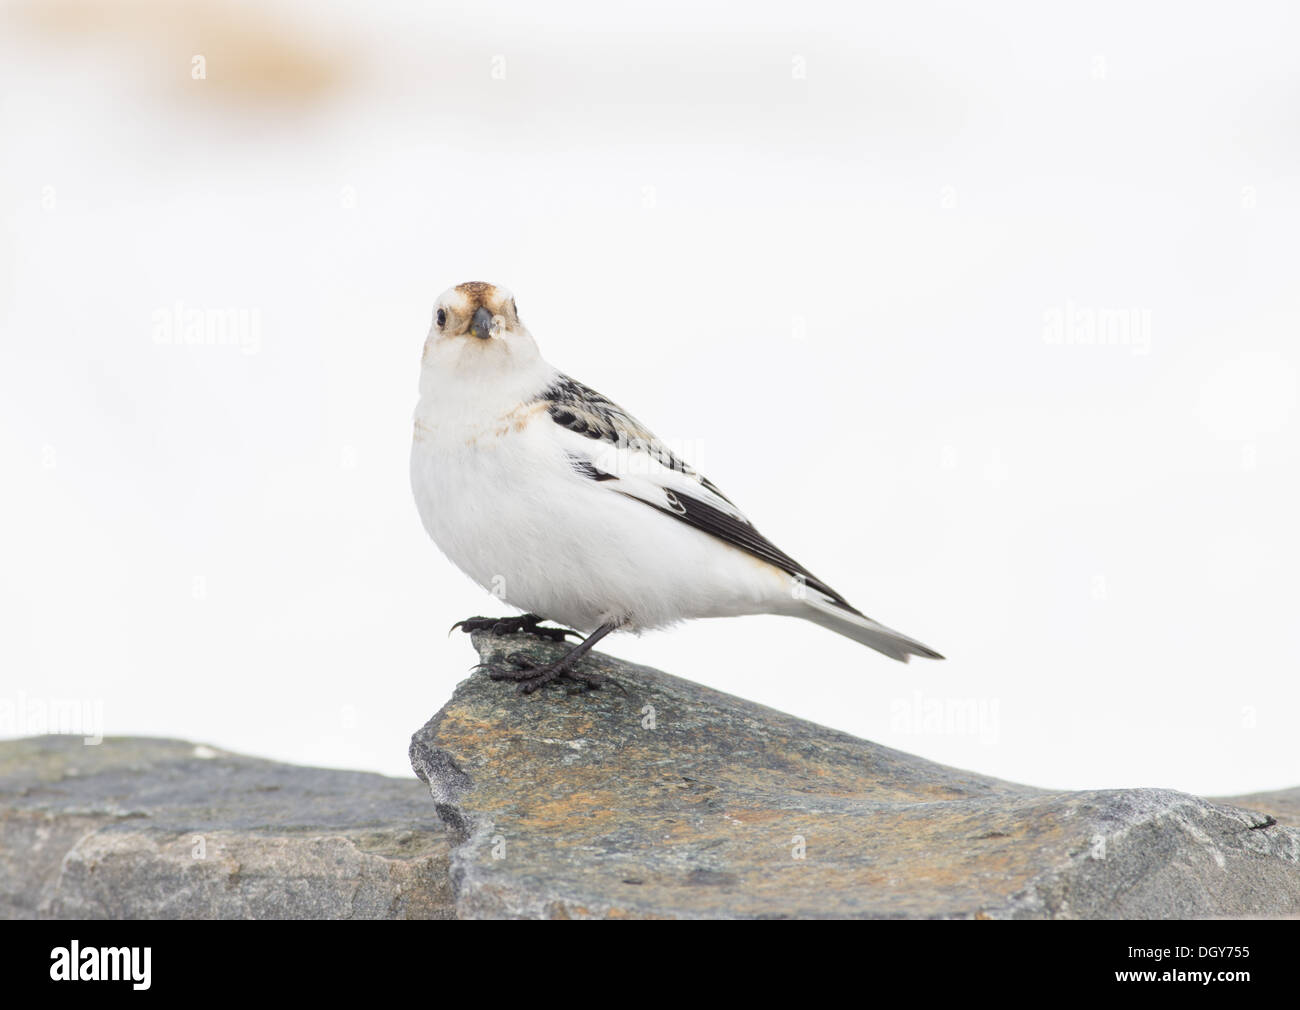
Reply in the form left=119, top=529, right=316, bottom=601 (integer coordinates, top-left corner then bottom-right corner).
left=537, top=374, right=851, bottom=610
left=534, top=374, right=944, bottom=662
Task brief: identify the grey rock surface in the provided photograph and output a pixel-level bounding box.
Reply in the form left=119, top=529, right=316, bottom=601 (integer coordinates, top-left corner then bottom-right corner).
left=4, top=634, right=1296, bottom=919
left=0, top=736, right=451, bottom=919
left=409, top=631, right=1300, bottom=919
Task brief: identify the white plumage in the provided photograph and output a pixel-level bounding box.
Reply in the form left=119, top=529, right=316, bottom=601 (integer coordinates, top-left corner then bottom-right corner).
left=410, top=281, right=941, bottom=682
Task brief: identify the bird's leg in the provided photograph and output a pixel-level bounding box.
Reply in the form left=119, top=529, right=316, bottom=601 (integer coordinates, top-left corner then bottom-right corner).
left=450, top=613, right=581, bottom=643
left=485, top=622, right=622, bottom=694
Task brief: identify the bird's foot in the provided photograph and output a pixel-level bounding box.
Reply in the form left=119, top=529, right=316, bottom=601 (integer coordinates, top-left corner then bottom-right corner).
left=450, top=613, right=581, bottom=643
left=480, top=653, right=619, bottom=695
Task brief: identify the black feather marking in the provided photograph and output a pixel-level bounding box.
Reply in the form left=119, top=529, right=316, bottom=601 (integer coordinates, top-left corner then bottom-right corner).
left=614, top=487, right=863, bottom=616
left=567, top=453, right=618, bottom=482
left=536, top=374, right=716, bottom=486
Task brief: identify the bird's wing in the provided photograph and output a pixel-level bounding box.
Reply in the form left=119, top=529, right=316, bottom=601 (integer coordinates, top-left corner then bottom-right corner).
left=534, top=373, right=861, bottom=613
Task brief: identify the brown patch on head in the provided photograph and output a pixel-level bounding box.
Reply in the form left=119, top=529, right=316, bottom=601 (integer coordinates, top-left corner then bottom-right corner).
left=455, top=281, right=495, bottom=301
left=443, top=281, right=520, bottom=329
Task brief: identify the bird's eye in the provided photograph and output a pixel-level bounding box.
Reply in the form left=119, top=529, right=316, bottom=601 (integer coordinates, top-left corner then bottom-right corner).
left=436, top=308, right=447, bottom=328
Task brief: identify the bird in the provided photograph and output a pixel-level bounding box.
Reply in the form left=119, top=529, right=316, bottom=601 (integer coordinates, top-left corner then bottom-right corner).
left=410, top=281, right=943, bottom=693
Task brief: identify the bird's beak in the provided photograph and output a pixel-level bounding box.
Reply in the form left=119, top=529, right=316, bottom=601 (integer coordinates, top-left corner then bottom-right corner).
left=469, top=306, right=496, bottom=340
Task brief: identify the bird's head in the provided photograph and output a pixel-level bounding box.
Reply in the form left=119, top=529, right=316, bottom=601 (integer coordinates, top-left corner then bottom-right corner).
left=421, top=281, right=541, bottom=381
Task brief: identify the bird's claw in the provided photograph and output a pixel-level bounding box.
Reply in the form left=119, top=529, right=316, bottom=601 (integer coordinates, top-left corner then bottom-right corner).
left=449, top=614, right=581, bottom=643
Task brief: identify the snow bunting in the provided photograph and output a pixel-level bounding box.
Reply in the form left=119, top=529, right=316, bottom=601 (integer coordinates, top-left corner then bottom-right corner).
left=411, top=281, right=942, bottom=692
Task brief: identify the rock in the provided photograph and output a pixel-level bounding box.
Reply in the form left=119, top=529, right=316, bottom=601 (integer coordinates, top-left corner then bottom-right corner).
left=5, top=636, right=1297, bottom=920
left=0, top=736, right=452, bottom=919
left=409, top=631, right=1300, bottom=919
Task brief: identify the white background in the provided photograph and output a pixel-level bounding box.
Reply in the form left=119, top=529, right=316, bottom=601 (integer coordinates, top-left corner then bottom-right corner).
left=2, top=0, right=1296, bottom=794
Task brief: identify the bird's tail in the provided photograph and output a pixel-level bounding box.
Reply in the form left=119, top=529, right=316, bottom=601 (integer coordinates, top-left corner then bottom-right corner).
left=800, top=590, right=944, bottom=663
